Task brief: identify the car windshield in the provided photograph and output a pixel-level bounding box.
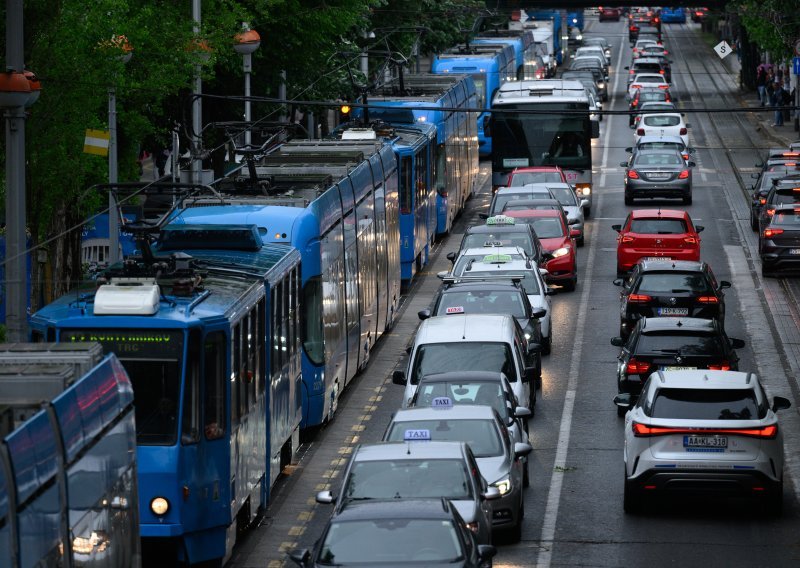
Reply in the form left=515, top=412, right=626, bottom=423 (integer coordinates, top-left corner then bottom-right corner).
left=643, top=115, right=680, bottom=127
left=633, top=153, right=683, bottom=166
left=638, top=333, right=724, bottom=355
left=413, top=381, right=511, bottom=420
left=492, top=191, right=552, bottom=214
left=411, top=342, right=517, bottom=384
left=510, top=172, right=564, bottom=185
left=462, top=231, right=534, bottom=257
left=650, top=388, right=759, bottom=420
left=319, top=519, right=463, bottom=565
left=435, top=289, right=528, bottom=317
left=344, top=459, right=472, bottom=501
left=386, top=418, right=503, bottom=457
left=530, top=217, right=566, bottom=239
left=630, top=218, right=688, bottom=233
left=503, top=202, right=560, bottom=212
left=636, top=272, right=713, bottom=294
left=547, top=186, right=578, bottom=206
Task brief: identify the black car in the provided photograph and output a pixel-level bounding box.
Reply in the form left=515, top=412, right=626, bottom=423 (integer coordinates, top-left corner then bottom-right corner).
left=759, top=205, right=800, bottom=276
left=628, top=87, right=672, bottom=127
left=568, top=61, right=608, bottom=100
left=749, top=170, right=800, bottom=230
left=288, top=499, right=497, bottom=567
left=419, top=279, right=548, bottom=351
left=561, top=69, right=607, bottom=102
left=757, top=178, right=800, bottom=232
left=458, top=219, right=546, bottom=264
left=610, top=317, right=745, bottom=415
left=614, top=260, right=730, bottom=339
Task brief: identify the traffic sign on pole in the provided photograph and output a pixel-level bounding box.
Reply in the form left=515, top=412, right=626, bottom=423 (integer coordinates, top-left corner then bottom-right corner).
left=714, top=41, right=732, bottom=59
left=793, top=57, right=800, bottom=76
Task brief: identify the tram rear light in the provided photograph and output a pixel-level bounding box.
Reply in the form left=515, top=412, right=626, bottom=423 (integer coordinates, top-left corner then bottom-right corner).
left=183, top=486, right=190, bottom=501
left=150, top=497, right=170, bottom=516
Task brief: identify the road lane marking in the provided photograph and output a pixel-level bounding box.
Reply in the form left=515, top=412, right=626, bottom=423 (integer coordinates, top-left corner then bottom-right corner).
left=599, top=37, right=626, bottom=190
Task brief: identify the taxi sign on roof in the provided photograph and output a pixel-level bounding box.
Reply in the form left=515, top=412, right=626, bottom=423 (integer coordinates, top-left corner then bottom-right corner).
left=483, top=254, right=512, bottom=263
left=445, top=306, right=465, bottom=314
left=431, top=397, right=454, bottom=409
left=484, top=240, right=505, bottom=247
left=404, top=429, right=432, bottom=441
left=486, top=215, right=515, bottom=226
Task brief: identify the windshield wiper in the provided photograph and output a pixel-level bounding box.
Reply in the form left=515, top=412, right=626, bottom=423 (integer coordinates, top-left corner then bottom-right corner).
left=651, top=348, right=681, bottom=354
left=671, top=289, right=691, bottom=293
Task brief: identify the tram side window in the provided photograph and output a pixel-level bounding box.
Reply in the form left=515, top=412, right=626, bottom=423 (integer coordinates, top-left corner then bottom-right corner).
left=182, top=329, right=201, bottom=444
left=415, top=150, right=425, bottom=207
left=232, top=325, right=241, bottom=425
left=272, top=283, right=282, bottom=375
left=283, top=275, right=290, bottom=361
left=434, top=143, right=446, bottom=194
left=246, top=312, right=256, bottom=407
left=204, top=331, right=226, bottom=440
left=301, top=276, right=324, bottom=365
left=257, top=299, right=266, bottom=395
left=400, top=156, right=413, bottom=214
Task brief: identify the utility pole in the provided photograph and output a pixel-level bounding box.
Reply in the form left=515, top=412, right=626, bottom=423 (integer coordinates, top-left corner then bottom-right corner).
left=191, top=0, right=203, bottom=184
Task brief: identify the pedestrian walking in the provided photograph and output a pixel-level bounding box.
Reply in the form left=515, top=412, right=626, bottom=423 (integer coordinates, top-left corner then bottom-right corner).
left=771, top=81, right=785, bottom=127
left=154, top=146, right=170, bottom=178
left=756, top=65, right=767, bottom=106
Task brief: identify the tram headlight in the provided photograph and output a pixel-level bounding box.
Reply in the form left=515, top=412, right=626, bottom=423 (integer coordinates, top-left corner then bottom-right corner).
left=150, top=497, right=170, bottom=516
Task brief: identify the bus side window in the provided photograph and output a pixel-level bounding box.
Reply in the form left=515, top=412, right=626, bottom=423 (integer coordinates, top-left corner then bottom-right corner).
left=182, top=329, right=201, bottom=444
left=204, top=331, right=226, bottom=440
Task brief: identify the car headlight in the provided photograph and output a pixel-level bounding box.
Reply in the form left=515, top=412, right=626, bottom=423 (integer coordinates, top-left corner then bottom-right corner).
left=150, top=497, right=170, bottom=516
left=551, top=246, right=571, bottom=258
left=465, top=521, right=480, bottom=534
left=493, top=478, right=512, bottom=495
left=578, top=186, right=591, bottom=196
left=524, top=332, right=531, bottom=340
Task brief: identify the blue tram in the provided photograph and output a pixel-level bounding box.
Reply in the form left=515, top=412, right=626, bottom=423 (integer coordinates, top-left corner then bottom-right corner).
left=352, top=73, right=479, bottom=236
left=30, top=226, right=303, bottom=565
left=432, top=43, right=515, bottom=156
left=174, top=139, right=400, bottom=429
left=473, top=29, right=539, bottom=80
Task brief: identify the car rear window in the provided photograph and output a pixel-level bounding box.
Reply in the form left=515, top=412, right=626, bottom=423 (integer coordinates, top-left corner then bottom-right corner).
left=643, top=115, right=680, bottom=127
left=633, top=153, right=683, bottom=166
left=493, top=191, right=551, bottom=213
left=650, top=388, right=759, bottom=420
left=630, top=218, right=688, bottom=233
left=462, top=232, right=534, bottom=257
left=503, top=202, right=560, bottom=212
left=634, top=63, right=661, bottom=73
left=510, top=172, right=563, bottom=185
left=636, top=272, right=712, bottom=294
left=386, top=418, right=503, bottom=457
left=413, top=381, right=510, bottom=420
left=638, top=333, right=723, bottom=355
left=772, top=192, right=800, bottom=206
left=639, top=142, right=683, bottom=152
left=639, top=91, right=668, bottom=102
left=772, top=210, right=800, bottom=225
left=436, top=289, right=527, bottom=318
left=346, top=458, right=473, bottom=500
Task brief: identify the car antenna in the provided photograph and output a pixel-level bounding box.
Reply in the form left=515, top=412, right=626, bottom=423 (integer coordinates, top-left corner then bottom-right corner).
left=676, top=320, right=682, bottom=327
left=462, top=315, right=468, bottom=340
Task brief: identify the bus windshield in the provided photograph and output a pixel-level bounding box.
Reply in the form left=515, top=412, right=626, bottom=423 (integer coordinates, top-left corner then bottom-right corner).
left=61, top=329, right=184, bottom=446
left=492, top=103, right=592, bottom=171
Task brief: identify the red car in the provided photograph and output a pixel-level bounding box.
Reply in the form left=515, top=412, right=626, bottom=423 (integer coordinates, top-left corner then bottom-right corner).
left=506, top=166, right=569, bottom=187
left=612, top=209, right=704, bottom=276
left=505, top=209, right=579, bottom=291
left=599, top=7, right=621, bottom=21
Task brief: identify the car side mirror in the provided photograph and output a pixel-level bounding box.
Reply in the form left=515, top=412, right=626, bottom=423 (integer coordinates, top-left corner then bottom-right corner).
left=315, top=490, right=335, bottom=504
left=527, top=342, right=541, bottom=355
left=482, top=487, right=501, bottom=501
left=513, top=406, right=532, bottom=419
left=620, top=161, right=629, bottom=167
left=532, top=308, right=547, bottom=319
left=625, top=147, right=633, bottom=152
left=755, top=162, right=764, bottom=169
left=613, top=278, right=624, bottom=286
left=479, top=213, right=489, bottom=219
left=446, top=252, right=456, bottom=263
left=478, top=544, right=498, bottom=561
left=539, top=267, right=549, bottom=276
left=772, top=396, right=792, bottom=412
left=612, top=224, right=622, bottom=232
left=729, top=338, right=746, bottom=349
left=685, top=123, right=691, bottom=129
left=570, top=228, right=581, bottom=238
left=288, top=549, right=311, bottom=567
left=437, top=271, right=449, bottom=280
left=610, top=336, right=625, bottom=347
left=613, top=393, right=633, bottom=410
left=418, top=309, right=431, bottom=321
left=695, top=225, right=704, bottom=232
left=688, top=147, right=695, bottom=153
left=514, top=442, right=533, bottom=458
left=624, top=65, right=630, bottom=70
left=719, top=280, right=731, bottom=290
left=688, top=161, right=696, bottom=167
left=580, top=198, right=589, bottom=208
left=392, top=369, right=406, bottom=385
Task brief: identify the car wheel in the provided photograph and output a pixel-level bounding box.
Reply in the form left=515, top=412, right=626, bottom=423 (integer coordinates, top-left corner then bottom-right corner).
left=510, top=503, right=523, bottom=543
left=542, top=333, right=551, bottom=356
left=751, top=213, right=759, bottom=232
left=617, top=405, right=627, bottom=417
left=584, top=206, right=592, bottom=219
left=523, top=458, right=530, bottom=488
left=765, top=482, right=784, bottom=516
left=562, top=278, right=577, bottom=292
left=624, top=194, right=633, bottom=206
left=623, top=477, right=644, bottom=514
left=683, top=194, right=692, bottom=205
left=578, top=236, right=585, bottom=247
left=762, top=265, right=773, bottom=278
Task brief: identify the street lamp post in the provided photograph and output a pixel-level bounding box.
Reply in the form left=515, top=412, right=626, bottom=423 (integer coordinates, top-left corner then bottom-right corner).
left=234, top=24, right=261, bottom=148
left=107, top=36, right=132, bottom=266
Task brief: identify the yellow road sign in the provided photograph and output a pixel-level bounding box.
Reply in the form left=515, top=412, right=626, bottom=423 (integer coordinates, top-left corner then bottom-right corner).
left=84, top=129, right=110, bottom=156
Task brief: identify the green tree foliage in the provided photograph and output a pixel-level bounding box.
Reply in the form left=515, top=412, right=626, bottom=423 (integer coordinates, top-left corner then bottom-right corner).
left=733, top=0, right=800, bottom=59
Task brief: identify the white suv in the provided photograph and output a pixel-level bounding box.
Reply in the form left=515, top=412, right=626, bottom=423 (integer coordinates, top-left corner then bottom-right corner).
left=615, top=370, right=791, bottom=515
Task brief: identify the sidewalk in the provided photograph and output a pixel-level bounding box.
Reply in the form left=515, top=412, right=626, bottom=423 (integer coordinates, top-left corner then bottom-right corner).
left=718, top=49, right=798, bottom=148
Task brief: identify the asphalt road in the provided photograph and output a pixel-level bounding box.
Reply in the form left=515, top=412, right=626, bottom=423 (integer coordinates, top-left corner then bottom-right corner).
left=229, top=15, right=800, bottom=568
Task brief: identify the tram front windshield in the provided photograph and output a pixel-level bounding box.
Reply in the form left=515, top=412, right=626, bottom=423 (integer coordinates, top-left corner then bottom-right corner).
left=492, top=103, right=591, bottom=171
left=61, top=329, right=184, bottom=445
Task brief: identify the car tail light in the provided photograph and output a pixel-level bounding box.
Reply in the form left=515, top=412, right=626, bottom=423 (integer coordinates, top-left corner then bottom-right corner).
left=626, top=358, right=652, bottom=375
left=631, top=84, right=641, bottom=90
left=696, top=11, right=702, bottom=16
left=759, top=198, right=767, bottom=205
left=659, top=70, right=665, bottom=74
left=630, top=69, right=635, bottom=74
left=684, top=236, right=698, bottom=244
left=764, top=227, right=784, bottom=238
left=697, top=296, right=719, bottom=304
left=767, top=208, right=776, bottom=217
left=682, top=153, right=690, bottom=160
left=621, top=235, right=636, bottom=243
left=633, top=422, right=778, bottom=438
left=679, top=127, right=688, bottom=135
left=658, top=84, right=669, bottom=89
left=628, top=293, right=651, bottom=302
left=782, top=152, right=800, bottom=157
left=708, top=361, right=732, bottom=371
left=636, top=128, right=645, bottom=135
left=628, top=169, right=640, bottom=179
left=678, top=170, right=690, bottom=179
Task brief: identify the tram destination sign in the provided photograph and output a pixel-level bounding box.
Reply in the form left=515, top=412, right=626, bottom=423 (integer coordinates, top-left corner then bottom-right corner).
left=61, top=329, right=183, bottom=358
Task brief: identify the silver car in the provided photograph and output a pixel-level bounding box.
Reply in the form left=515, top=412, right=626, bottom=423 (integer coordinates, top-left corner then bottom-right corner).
left=538, top=182, right=586, bottom=246
left=622, top=149, right=696, bottom=205
left=315, top=441, right=499, bottom=545
left=383, top=405, right=532, bottom=542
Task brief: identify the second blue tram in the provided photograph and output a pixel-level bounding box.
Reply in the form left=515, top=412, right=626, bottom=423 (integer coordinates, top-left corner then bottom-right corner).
left=30, top=229, right=303, bottom=565
left=432, top=43, right=515, bottom=157
left=352, top=73, right=479, bottom=235
left=473, top=29, right=538, bottom=80
left=174, top=139, right=401, bottom=429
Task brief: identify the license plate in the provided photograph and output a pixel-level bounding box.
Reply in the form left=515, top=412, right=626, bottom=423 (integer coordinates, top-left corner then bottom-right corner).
left=648, top=173, right=671, bottom=180
left=658, top=307, right=689, bottom=316
left=790, top=249, right=800, bottom=255
left=684, top=435, right=728, bottom=448
left=644, top=256, right=670, bottom=261
left=661, top=366, right=697, bottom=371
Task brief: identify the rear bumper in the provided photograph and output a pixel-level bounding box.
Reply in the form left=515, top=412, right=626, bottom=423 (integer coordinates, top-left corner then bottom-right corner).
left=761, top=249, right=800, bottom=272
left=626, top=181, right=691, bottom=198
left=618, top=249, right=699, bottom=271
left=628, top=468, right=781, bottom=496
